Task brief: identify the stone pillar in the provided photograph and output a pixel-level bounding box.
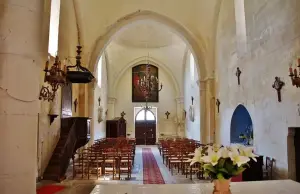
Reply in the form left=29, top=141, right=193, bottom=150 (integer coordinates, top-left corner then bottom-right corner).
left=199, top=78, right=215, bottom=144
left=0, top=1, right=45, bottom=193
left=107, top=97, right=117, bottom=119
left=205, top=78, right=215, bottom=144
left=199, top=80, right=207, bottom=143
left=175, top=97, right=185, bottom=136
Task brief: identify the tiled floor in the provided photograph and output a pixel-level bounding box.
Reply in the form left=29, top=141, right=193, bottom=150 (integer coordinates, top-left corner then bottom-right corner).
left=39, top=146, right=209, bottom=194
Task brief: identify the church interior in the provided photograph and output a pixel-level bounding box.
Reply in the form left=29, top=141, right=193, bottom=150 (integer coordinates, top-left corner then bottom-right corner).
left=2, top=0, right=300, bottom=193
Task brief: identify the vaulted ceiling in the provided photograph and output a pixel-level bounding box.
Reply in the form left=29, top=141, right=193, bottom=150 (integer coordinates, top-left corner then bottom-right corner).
left=104, top=20, right=187, bottom=96
left=72, top=0, right=221, bottom=78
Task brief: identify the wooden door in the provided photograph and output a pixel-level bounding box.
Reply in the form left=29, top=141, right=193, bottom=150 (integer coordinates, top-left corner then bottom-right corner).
left=295, top=129, right=300, bottom=182
left=135, top=121, right=156, bottom=145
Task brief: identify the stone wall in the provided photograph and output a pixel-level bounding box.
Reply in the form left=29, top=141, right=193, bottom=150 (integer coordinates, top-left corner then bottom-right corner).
left=216, top=0, right=300, bottom=178
left=184, top=50, right=201, bottom=141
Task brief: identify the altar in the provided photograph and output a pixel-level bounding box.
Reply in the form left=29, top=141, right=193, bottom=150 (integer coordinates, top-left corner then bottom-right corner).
left=90, top=180, right=300, bottom=194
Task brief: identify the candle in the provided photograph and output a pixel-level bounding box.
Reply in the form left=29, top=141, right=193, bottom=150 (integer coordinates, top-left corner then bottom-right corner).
left=58, top=61, right=61, bottom=70
left=289, top=63, right=293, bottom=74
left=45, top=60, right=49, bottom=70
left=63, top=65, right=67, bottom=73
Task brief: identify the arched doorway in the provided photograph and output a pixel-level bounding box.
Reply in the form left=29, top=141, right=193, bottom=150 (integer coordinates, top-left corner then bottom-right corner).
left=230, top=104, right=253, bottom=145
left=135, top=108, right=157, bottom=145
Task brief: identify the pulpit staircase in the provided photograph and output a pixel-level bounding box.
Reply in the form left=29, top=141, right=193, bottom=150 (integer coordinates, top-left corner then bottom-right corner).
left=43, top=117, right=90, bottom=182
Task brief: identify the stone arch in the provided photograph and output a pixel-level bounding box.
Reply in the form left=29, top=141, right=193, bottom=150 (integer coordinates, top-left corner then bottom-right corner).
left=230, top=104, right=253, bottom=145
left=88, top=10, right=207, bottom=80
left=111, top=56, right=180, bottom=98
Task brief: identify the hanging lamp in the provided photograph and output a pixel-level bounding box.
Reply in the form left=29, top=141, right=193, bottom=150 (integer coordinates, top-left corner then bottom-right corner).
left=66, top=45, right=94, bottom=83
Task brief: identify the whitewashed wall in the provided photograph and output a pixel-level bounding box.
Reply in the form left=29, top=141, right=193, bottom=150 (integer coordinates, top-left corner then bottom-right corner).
left=215, top=0, right=300, bottom=179
left=184, top=51, right=201, bottom=141
left=114, top=66, right=177, bottom=139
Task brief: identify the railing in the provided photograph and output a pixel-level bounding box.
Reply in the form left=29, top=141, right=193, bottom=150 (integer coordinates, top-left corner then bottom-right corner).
left=59, top=119, right=77, bottom=178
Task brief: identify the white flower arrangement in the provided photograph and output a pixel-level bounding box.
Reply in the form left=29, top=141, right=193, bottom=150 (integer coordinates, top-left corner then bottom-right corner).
left=189, top=144, right=258, bottom=180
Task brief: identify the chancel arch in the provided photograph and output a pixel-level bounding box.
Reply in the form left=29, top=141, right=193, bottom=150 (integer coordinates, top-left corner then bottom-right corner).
left=89, top=10, right=206, bottom=81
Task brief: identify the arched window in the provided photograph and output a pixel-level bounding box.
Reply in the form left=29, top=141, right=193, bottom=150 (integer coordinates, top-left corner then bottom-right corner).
left=135, top=109, right=156, bottom=121
left=48, top=0, right=61, bottom=56
left=234, top=0, right=247, bottom=55
left=190, top=53, right=195, bottom=81
left=97, top=56, right=103, bottom=87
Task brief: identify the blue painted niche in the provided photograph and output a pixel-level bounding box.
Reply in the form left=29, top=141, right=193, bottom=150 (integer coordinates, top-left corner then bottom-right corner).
left=230, top=104, right=253, bottom=145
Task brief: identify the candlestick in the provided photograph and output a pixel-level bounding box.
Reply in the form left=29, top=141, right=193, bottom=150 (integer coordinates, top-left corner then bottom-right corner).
left=45, top=60, right=49, bottom=71
left=58, top=61, right=61, bottom=70
left=289, top=67, right=293, bottom=74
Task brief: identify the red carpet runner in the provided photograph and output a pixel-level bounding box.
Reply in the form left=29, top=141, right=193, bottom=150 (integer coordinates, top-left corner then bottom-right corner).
left=142, top=148, right=165, bottom=184
left=36, top=185, right=65, bottom=194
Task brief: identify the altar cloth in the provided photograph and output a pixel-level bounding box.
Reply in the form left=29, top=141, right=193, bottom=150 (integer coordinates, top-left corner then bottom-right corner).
left=90, top=180, right=300, bottom=194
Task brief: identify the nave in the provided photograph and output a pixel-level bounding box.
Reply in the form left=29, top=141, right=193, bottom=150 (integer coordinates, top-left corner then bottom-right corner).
left=37, top=141, right=209, bottom=194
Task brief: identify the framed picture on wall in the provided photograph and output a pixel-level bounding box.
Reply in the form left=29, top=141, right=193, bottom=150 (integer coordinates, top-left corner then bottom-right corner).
left=132, top=64, right=159, bottom=102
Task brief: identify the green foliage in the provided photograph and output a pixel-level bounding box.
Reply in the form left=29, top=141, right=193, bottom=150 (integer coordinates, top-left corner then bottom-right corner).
left=202, top=158, right=248, bottom=180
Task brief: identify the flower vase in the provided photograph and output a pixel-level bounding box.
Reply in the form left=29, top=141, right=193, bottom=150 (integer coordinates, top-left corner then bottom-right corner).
left=213, top=179, right=231, bottom=194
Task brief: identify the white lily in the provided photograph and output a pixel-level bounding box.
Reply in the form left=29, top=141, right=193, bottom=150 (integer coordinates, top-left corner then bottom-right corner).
left=189, top=147, right=203, bottom=165
left=239, top=147, right=258, bottom=162
left=201, top=147, right=222, bottom=166
left=219, top=147, right=230, bottom=158
left=228, top=147, right=250, bottom=167
left=212, top=144, right=221, bottom=152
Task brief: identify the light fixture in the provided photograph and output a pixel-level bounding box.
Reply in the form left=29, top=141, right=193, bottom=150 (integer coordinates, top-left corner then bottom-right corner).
left=289, top=58, right=300, bottom=88
left=39, top=56, right=66, bottom=101
left=39, top=45, right=95, bottom=101
left=66, top=45, right=94, bottom=83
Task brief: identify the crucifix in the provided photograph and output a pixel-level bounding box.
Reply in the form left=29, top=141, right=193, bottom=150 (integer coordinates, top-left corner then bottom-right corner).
left=165, top=111, right=170, bottom=119
left=272, top=76, right=285, bottom=102
left=74, top=98, right=78, bottom=113
left=216, top=98, right=220, bottom=113
left=98, top=97, right=101, bottom=106
left=191, top=96, right=194, bottom=105
left=236, top=67, right=242, bottom=85
left=121, top=111, right=126, bottom=117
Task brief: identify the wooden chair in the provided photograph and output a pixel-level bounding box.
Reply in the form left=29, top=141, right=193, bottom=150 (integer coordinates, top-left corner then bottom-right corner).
left=119, top=147, right=133, bottom=179
left=103, top=148, right=118, bottom=179
left=72, top=149, right=89, bottom=179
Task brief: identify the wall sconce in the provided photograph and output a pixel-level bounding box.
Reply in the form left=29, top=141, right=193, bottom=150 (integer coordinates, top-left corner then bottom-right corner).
left=272, top=76, right=285, bottom=102
left=289, top=59, right=300, bottom=88
left=39, top=56, right=66, bottom=101
left=165, top=111, right=170, bottom=119
left=236, top=67, right=242, bottom=85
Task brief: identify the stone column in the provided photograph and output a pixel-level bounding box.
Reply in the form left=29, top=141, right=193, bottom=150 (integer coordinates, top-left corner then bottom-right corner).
left=175, top=97, right=185, bottom=136
left=205, top=78, right=215, bottom=144
left=0, top=1, right=45, bottom=193
left=107, top=97, right=117, bottom=119
left=199, top=80, right=207, bottom=143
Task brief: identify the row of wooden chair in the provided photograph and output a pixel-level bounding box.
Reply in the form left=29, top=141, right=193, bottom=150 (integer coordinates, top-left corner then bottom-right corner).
left=158, top=138, right=204, bottom=180
left=72, top=137, right=136, bottom=180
